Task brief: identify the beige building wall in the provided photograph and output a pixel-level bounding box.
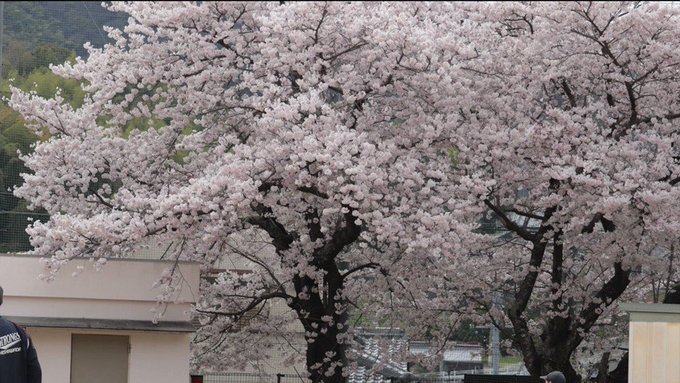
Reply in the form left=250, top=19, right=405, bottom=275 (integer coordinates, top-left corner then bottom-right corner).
left=0, top=254, right=200, bottom=383
left=621, top=303, right=680, bottom=383
left=24, top=328, right=192, bottom=383
left=129, top=331, right=192, bottom=382
left=27, top=328, right=71, bottom=383
left=0, top=255, right=199, bottom=322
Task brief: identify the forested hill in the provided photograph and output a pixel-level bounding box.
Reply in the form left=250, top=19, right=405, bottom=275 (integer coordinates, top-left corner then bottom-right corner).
left=4, top=1, right=129, bottom=58
left=0, top=2, right=128, bottom=252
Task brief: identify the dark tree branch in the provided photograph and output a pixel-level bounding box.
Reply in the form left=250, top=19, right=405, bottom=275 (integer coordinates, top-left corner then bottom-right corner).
left=341, top=262, right=380, bottom=279
left=568, top=261, right=631, bottom=352
left=298, top=186, right=329, bottom=199
left=324, top=42, right=369, bottom=62
left=663, top=281, right=680, bottom=304
left=246, top=203, right=294, bottom=251
left=508, top=208, right=545, bottom=221
left=196, top=290, right=291, bottom=318
left=306, top=207, right=323, bottom=242
left=561, top=79, right=577, bottom=109
left=484, top=200, right=536, bottom=241
left=311, top=4, right=328, bottom=44
left=313, top=207, right=362, bottom=266
left=91, top=191, right=114, bottom=209
left=505, top=193, right=558, bottom=375
left=259, top=181, right=330, bottom=199
left=581, top=213, right=615, bottom=234
left=543, top=230, right=572, bottom=349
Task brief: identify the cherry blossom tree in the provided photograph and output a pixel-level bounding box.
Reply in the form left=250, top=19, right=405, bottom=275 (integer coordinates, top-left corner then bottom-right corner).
left=436, top=2, right=680, bottom=382
left=9, top=2, right=475, bottom=382
left=9, top=2, right=680, bottom=383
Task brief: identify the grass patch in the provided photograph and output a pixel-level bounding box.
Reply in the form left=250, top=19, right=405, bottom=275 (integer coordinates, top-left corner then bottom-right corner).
left=482, top=356, right=524, bottom=368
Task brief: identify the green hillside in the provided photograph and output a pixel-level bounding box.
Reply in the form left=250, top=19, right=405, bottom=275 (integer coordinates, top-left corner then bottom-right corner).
left=0, top=1, right=127, bottom=252
left=3, top=1, right=128, bottom=58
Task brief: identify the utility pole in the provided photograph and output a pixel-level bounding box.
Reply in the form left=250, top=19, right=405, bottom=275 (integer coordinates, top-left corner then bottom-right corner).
left=490, top=293, right=501, bottom=374
left=490, top=323, right=500, bottom=373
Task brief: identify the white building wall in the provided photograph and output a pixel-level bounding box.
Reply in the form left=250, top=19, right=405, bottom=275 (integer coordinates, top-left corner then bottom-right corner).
left=129, top=331, right=192, bottom=383
left=0, top=255, right=198, bottom=322
left=0, top=254, right=200, bottom=383
left=27, top=328, right=71, bottom=383
left=25, top=327, right=192, bottom=383
left=621, top=303, right=680, bottom=383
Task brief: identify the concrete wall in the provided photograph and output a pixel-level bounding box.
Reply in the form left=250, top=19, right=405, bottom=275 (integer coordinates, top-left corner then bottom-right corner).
left=26, top=327, right=192, bottom=383
left=621, top=303, right=680, bottom=383
left=0, top=254, right=200, bottom=383
left=0, top=255, right=199, bottom=322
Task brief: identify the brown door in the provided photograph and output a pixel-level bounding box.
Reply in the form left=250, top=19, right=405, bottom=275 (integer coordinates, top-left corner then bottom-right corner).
left=71, top=334, right=129, bottom=383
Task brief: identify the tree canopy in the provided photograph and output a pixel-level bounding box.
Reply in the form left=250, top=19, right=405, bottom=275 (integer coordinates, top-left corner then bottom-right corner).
left=9, top=2, right=680, bottom=383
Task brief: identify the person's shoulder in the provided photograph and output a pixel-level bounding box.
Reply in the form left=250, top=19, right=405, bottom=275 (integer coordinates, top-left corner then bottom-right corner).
left=0, top=316, right=17, bottom=332
left=0, top=317, right=23, bottom=331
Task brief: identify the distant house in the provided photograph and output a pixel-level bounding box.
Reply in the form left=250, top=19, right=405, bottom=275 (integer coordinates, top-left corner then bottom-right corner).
left=352, top=327, right=484, bottom=382
left=410, top=341, right=484, bottom=373
left=0, top=254, right=200, bottom=383
left=352, top=327, right=409, bottom=383
left=442, top=343, right=484, bottom=372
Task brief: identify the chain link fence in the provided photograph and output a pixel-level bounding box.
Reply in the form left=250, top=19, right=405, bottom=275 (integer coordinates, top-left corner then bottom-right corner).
left=198, top=371, right=537, bottom=383
left=202, top=373, right=309, bottom=383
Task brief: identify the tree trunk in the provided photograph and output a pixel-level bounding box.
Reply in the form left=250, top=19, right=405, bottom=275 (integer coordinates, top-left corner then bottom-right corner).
left=521, top=344, right=581, bottom=383
left=663, top=281, right=680, bottom=304
left=305, top=322, right=347, bottom=383
left=291, top=259, right=350, bottom=383
left=293, top=270, right=349, bottom=383
left=510, top=258, right=630, bottom=383
left=251, top=204, right=359, bottom=383
left=601, top=352, right=628, bottom=383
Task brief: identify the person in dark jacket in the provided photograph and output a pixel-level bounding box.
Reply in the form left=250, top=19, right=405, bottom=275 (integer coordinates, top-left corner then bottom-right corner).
left=0, top=285, right=42, bottom=383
